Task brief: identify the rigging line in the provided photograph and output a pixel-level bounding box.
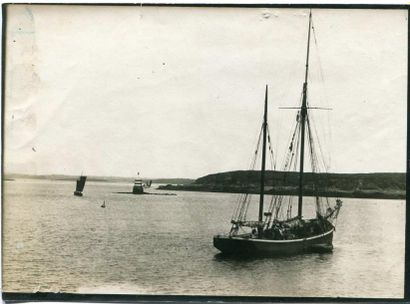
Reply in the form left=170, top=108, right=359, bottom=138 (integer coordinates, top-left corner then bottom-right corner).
left=274, top=196, right=283, bottom=220
left=306, top=110, right=321, bottom=171
left=232, top=119, right=265, bottom=222
left=238, top=124, right=269, bottom=222
left=243, top=193, right=254, bottom=221
left=234, top=129, right=260, bottom=222
left=312, top=18, right=333, bottom=165
left=280, top=118, right=299, bottom=169
left=278, top=116, right=302, bottom=224
left=310, top=111, right=330, bottom=173
left=237, top=194, right=249, bottom=221
left=274, top=194, right=285, bottom=220
left=307, top=116, right=332, bottom=212
left=312, top=20, right=328, bottom=103
left=266, top=191, right=276, bottom=212
left=233, top=171, right=256, bottom=221
left=267, top=127, right=277, bottom=170
left=306, top=115, right=317, bottom=172
left=232, top=193, right=246, bottom=221
left=267, top=194, right=279, bottom=220
left=283, top=119, right=300, bottom=171
left=239, top=195, right=249, bottom=221
left=312, top=109, right=331, bottom=170
left=248, top=125, right=264, bottom=170
left=306, top=116, right=322, bottom=213
left=286, top=194, right=292, bottom=219
left=308, top=115, right=333, bottom=208
left=273, top=110, right=282, bottom=168
left=293, top=124, right=301, bottom=172
left=279, top=91, right=304, bottom=169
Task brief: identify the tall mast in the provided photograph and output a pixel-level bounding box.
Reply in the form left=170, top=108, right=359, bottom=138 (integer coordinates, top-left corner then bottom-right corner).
left=258, top=85, right=268, bottom=237
left=297, top=10, right=312, bottom=219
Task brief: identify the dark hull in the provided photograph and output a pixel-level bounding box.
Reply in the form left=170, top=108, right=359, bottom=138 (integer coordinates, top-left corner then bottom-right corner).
left=214, top=228, right=334, bottom=256
left=132, top=186, right=144, bottom=194
left=73, top=191, right=83, bottom=197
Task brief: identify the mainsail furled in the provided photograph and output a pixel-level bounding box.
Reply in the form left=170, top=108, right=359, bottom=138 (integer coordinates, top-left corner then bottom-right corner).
left=214, top=10, right=342, bottom=255
left=230, top=10, right=341, bottom=238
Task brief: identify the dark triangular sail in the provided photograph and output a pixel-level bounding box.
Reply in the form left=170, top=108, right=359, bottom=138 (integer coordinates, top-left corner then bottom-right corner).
left=76, top=176, right=87, bottom=192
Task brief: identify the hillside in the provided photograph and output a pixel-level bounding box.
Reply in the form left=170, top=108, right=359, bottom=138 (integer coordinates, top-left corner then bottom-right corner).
left=158, top=170, right=406, bottom=199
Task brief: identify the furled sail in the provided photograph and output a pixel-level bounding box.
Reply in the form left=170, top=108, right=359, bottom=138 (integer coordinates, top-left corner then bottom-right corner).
left=229, top=9, right=342, bottom=239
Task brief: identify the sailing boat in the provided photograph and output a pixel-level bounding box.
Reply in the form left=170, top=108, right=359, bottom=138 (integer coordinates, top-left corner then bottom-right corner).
left=101, top=200, right=106, bottom=208
left=73, top=175, right=87, bottom=196
left=213, top=10, right=342, bottom=256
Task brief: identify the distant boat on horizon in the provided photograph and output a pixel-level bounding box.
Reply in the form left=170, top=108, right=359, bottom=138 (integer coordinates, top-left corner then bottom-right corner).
left=132, top=172, right=145, bottom=194
left=73, top=175, right=87, bottom=196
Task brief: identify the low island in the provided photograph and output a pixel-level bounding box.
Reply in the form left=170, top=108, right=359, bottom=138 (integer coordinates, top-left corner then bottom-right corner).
left=158, top=170, right=406, bottom=200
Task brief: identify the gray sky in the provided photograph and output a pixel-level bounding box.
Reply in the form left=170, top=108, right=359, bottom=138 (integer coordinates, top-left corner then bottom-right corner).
left=4, top=5, right=407, bottom=178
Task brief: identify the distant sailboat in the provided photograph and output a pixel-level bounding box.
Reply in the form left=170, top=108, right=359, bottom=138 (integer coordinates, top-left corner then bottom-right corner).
left=101, top=200, right=106, bottom=208
left=73, top=175, right=87, bottom=196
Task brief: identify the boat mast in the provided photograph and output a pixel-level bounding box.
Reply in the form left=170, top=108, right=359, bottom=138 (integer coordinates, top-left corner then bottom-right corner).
left=258, top=85, right=268, bottom=237
left=297, top=10, right=312, bottom=219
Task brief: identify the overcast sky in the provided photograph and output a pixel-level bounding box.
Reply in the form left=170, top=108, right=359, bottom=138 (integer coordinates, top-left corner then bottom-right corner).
left=4, top=5, right=407, bottom=178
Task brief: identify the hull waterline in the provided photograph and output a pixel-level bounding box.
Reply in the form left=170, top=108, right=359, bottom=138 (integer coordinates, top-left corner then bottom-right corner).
left=214, top=228, right=334, bottom=256
left=73, top=191, right=83, bottom=197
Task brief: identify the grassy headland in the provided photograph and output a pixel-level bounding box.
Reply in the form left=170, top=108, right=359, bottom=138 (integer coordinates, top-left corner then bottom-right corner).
left=158, top=170, right=406, bottom=199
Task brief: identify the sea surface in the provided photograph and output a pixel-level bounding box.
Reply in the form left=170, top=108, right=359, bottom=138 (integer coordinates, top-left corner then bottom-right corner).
left=2, top=179, right=405, bottom=298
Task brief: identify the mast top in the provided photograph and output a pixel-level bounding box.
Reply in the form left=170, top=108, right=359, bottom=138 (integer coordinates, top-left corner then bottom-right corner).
left=304, top=9, right=313, bottom=85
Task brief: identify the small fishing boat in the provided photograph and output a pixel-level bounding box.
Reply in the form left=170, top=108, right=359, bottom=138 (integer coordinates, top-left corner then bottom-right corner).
left=73, top=175, right=87, bottom=196
left=213, top=10, right=342, bottom=256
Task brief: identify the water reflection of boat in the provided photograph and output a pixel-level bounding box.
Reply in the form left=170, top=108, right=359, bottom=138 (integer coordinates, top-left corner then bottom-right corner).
left=73, top=175, right=87, bottom=196
left=214, top=10, right=342, bottom=256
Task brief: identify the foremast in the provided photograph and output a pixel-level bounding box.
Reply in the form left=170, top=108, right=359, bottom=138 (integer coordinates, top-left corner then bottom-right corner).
left=258, top=85, right=268, bottom=237
left=297, top=10, right=312, bottom=219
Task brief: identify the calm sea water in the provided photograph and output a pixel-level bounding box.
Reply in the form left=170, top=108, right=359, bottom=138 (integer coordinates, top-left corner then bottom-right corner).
left=2, top=179, right=405, bottom=298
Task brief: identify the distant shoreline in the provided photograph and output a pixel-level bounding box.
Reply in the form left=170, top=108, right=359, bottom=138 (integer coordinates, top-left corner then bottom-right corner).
left=4, top=171, right=406, bottom=200
left=157, top=170, right=406, bottom=200
left=157, top=184, right=405, bottom=200
left=3, top=173, right=195, bottom=185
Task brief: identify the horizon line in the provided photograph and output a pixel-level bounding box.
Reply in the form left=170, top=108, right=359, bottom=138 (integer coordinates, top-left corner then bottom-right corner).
left=3, top=170, right=406, bottom=181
